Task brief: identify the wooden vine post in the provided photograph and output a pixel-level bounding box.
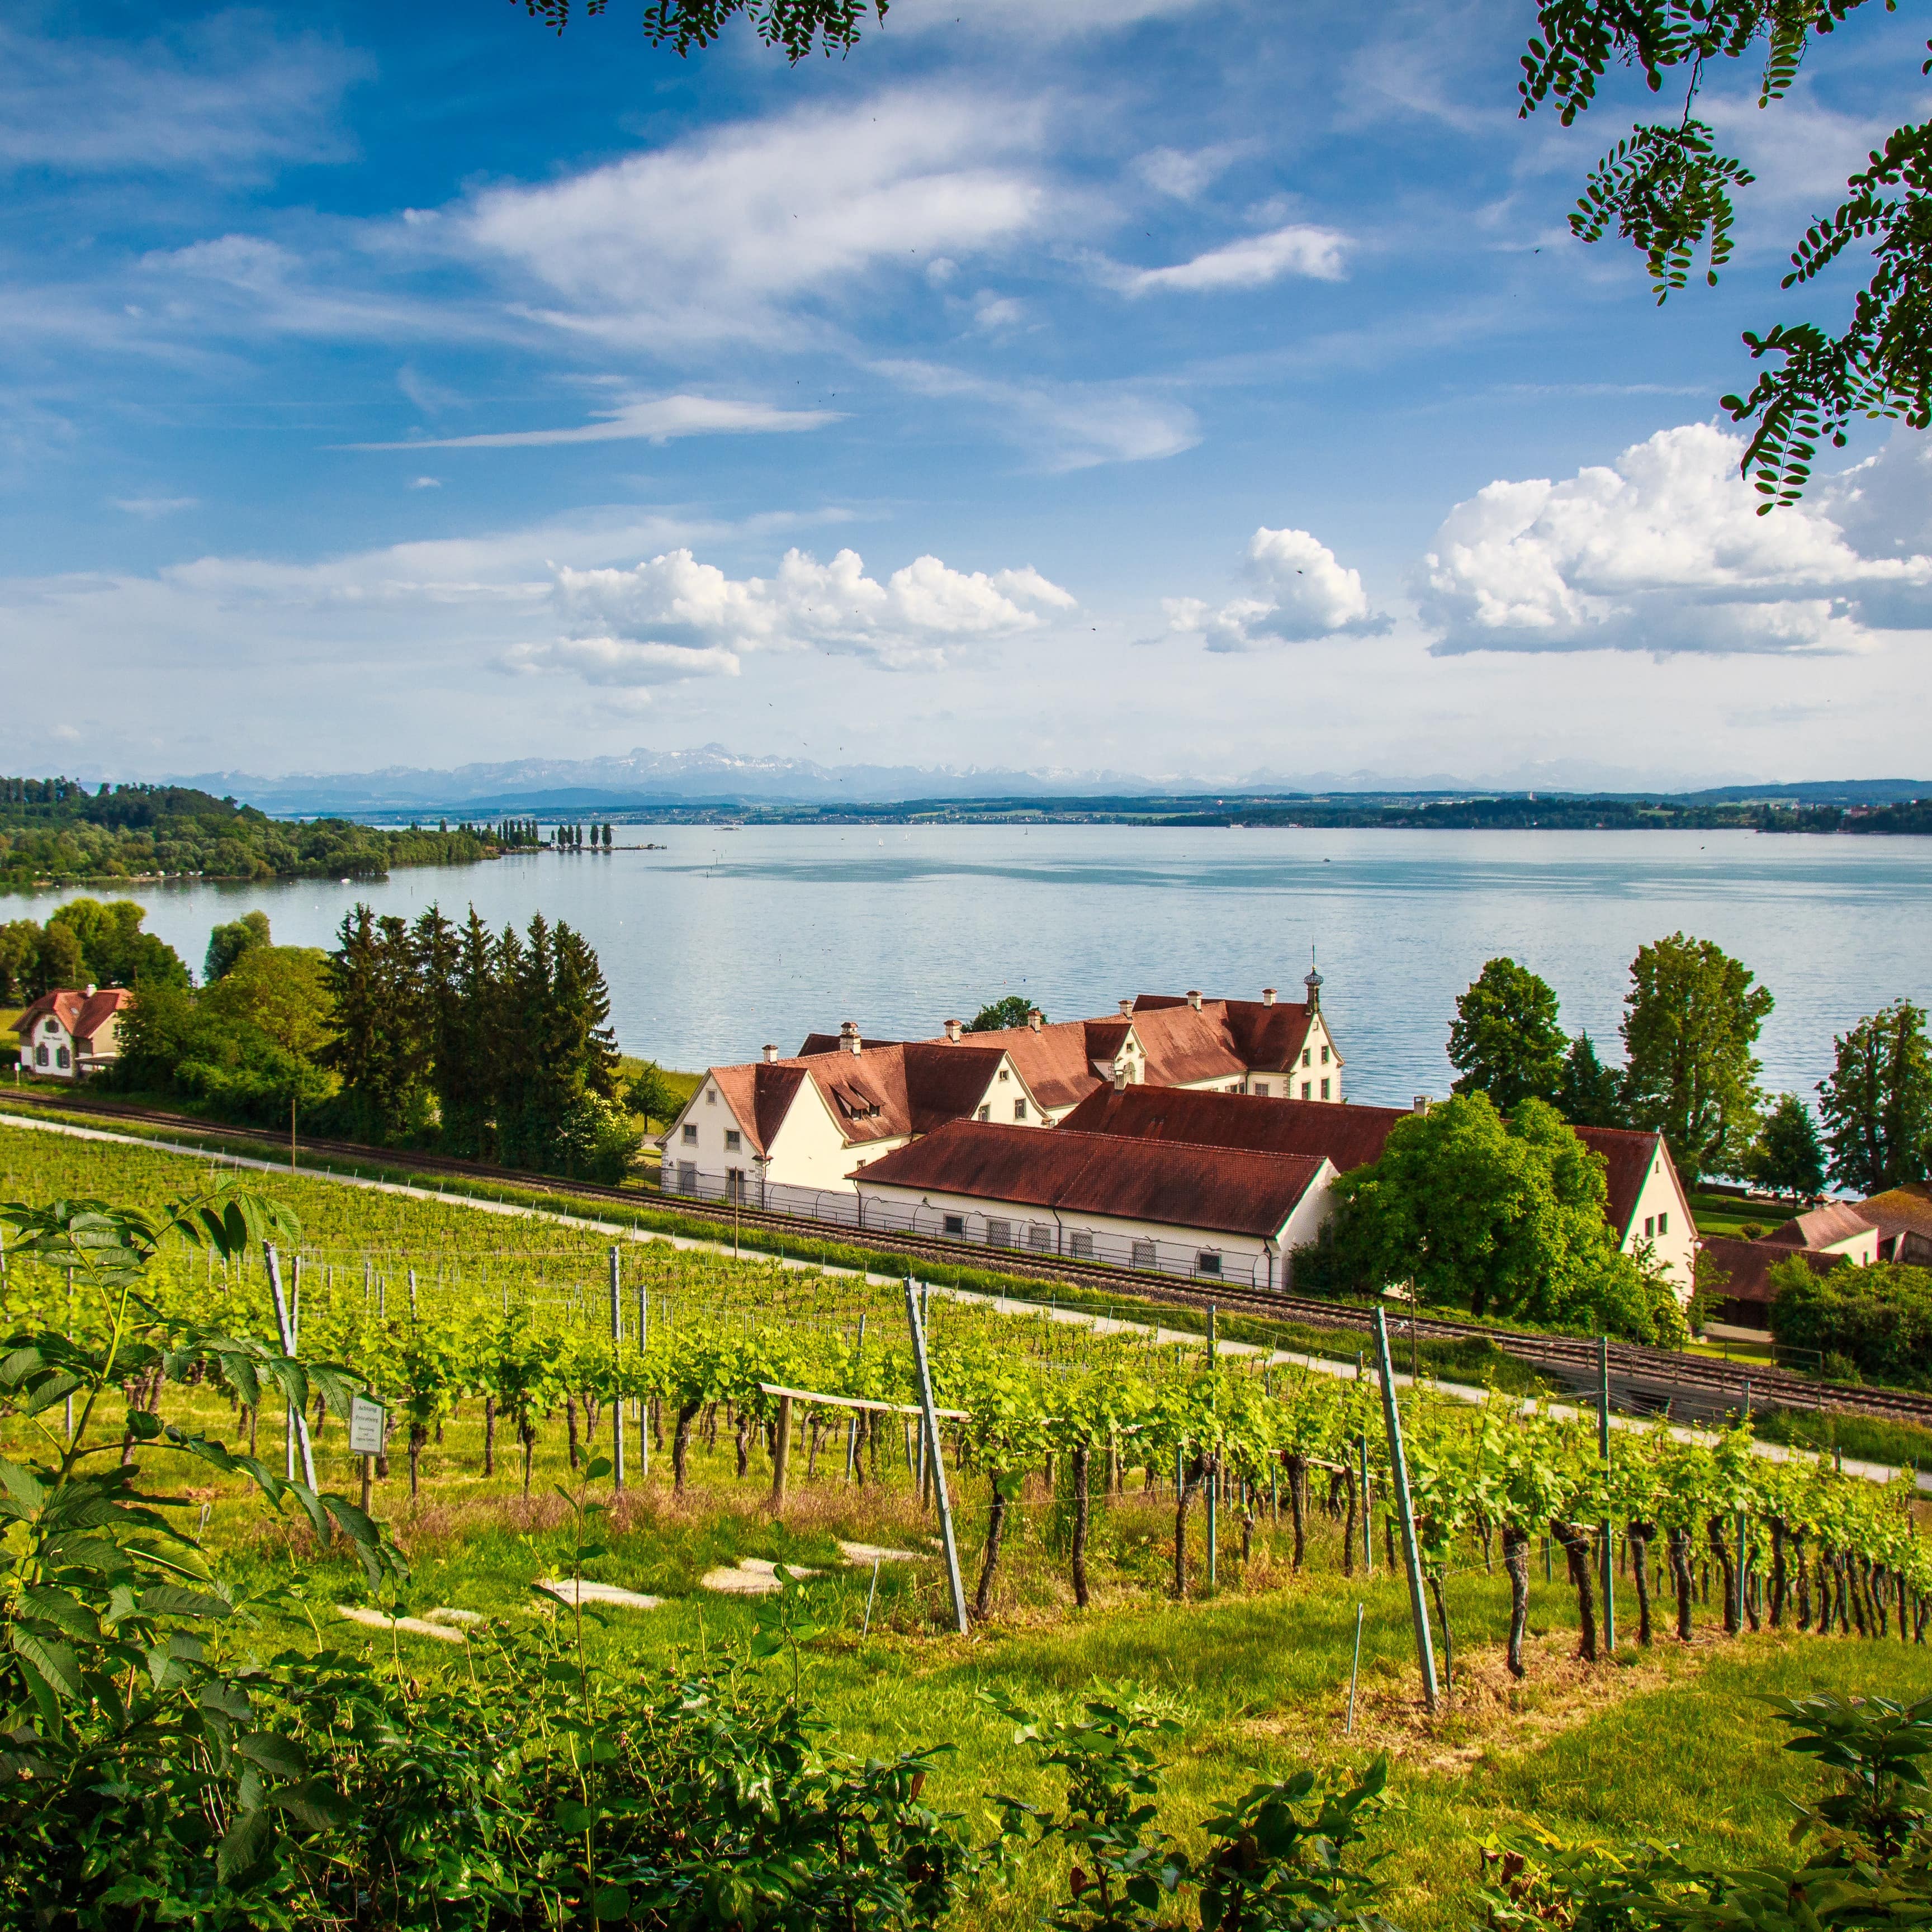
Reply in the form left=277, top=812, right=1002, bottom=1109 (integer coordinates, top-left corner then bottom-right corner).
left=771, top=1394, right=793, bottom=1509
left=263, top=1243, right=318, bottom=1495
left=609, top=1246, right=624, bottom=1492
left=905, top=1278, right=969, bottom=1634
left=1372, top=1307, right=1438, bottom=1715
left=1599, top=1336, right=1616, bottom=1650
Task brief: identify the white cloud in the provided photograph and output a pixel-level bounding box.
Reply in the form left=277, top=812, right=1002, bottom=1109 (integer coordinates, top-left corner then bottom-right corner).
left=875, top=360, right=1199, bottom=468
left=520, top=545, right=1077, bottom=684
left=1419, top=423, right=1932, bottom=656
left=112, top=496, right=196, bottom=518
left=1166, top=526, right=1380, bottom=650
left=1114, top=223, right=1349, bottom=295
left=0, top=17, right=367, bottom=177
left=408, top=476, right=442, bottom=489
left=1133, top=143, right=1249, bottom=201
left=453, top=90, right=1052, bottom=347
left=345, top=394, right=839, bottom=451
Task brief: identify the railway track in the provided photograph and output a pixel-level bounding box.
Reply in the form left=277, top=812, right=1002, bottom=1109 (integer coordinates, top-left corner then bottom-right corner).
left=4, top=1086, right=1924, bottom=1433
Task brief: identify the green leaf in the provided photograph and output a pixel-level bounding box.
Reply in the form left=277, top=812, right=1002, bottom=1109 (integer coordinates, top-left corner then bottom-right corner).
left=555, top=1800, right=599, bottom=1833
left=584, top=1455, right=613, bottom=1481
left=20, top=1585, right=99, bottom=1644
left=13, top=1625, right=84, bottom=1699
left=216, top=1806, right=277, bottom=1886
left=236, top=1731, right=309, bottom=1779
left=272, top=1776, right=352, bottom=1832
left=593, top=1884, right=632, bottom=1921
left=141, top=1585, right=233, bottom=1620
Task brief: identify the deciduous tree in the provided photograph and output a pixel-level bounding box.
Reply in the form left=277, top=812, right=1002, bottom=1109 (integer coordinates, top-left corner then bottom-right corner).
left=205, top=909, right=271, bottom=982
left=1817, top=999, right=1932, bottom=1196
left=1620, top=932, right=1772, bottom=1181
left=1748, top=1093, right=1828, bottom=1204
left=1448, top=956, right=1566, bottom=1110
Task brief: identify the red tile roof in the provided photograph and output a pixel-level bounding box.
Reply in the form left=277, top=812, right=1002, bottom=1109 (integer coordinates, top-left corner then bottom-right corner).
left=852, top=1117, right=1330, bottom=1240
left=1764, top=1202, right=1877, bottom=1251
left=1698, top=1234, right=1840, bottom=1315
left=12, top=987, right=134, bottom=1048
left=1055, top=1085, right=1680, bottom=1243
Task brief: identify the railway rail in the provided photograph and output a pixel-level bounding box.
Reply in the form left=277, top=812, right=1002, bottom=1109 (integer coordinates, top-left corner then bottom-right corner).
left=2, top=1086, right=1924, bottom=1434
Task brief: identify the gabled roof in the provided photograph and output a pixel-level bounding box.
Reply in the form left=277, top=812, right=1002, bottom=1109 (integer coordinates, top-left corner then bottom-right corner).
left=12, top=987, right=134, bottom=1046
left=1857, top=1183, right=1932, bottom=1243
left=689, top=1040, right=1017, bottom=1154
left=852, top=1117, right=1330, bottom=1240
left=1699, top=1234, right=1841, bottom=1309
left=1056, top=1086, right=1680, bottom=1243
left=1764, top=1202, right=1877, bottom=1251
left=1133, top=995, right=1320, bottom=1076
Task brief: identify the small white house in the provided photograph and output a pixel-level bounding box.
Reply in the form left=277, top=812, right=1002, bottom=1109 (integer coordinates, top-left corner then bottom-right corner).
left=850, top=1116, right=1337, bottom=1292
left=13, top=987, right=134, bottom=1081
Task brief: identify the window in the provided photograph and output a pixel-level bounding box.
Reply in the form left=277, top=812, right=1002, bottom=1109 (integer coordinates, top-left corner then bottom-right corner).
left=1028, top=1224, right=1053, bottom=1251
left=1320, top=1045, right=1330, bottom=1065
left=1644, top=1215, right=1655, bottom=1238
left=682, top=1124, right=698, bottom=1145
left=1196, top=1252, right=1222, bottom=1278
left=1014, top=1100, right=1027, bottom=1121
left=943, top=1213, right=966, bottom=1237
left=56, top=1048, right=69, bottom=1069
left=1130, top=1238, right=1157, bottom=1269
left=1658, top=1211, right=1669, bottom=1235
left=724, top=1129, right=741, bottom=1151
left=1253, top=1081, right=1270, bottom=1097
left=997, top=1069, right=1010, bottom=1082
left=676, top=1161, right=697, bottom=1192
left=35, top=1045, right=48, bottom=1067
left=705, top=1086, right=717, bottom=1104
left=1069, top=1232, right=1094, bottom=1259
left=1227, top=1083, right=1240, bottom=1093
left=1320, top=1078, right=1330, bottom=1100
left=987, top=1219, right=1012, bottom=1249
left=976, top=1105, right=991, bottom=1121
left=1301, top=1081, right=1311, bottom=1100
left=1302, top=1048, right=1311, bottom=1067
left=727, top=1168, right=746, bottom=1201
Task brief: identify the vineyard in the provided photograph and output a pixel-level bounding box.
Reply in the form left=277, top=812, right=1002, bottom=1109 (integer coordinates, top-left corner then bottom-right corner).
left=11, top=1128, right=1932, bottom=1924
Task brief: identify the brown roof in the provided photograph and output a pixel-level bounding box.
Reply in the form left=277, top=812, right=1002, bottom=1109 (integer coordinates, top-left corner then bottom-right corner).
left=1857, top=1183, right=1932, bottom=1244
left=1764, top=1202, right=1877, bottom=1251
left=1699, top=1234, right=1841, bottom=1310
left=695, top=1040, right=1016, bottom=1155
left=1059, top=1085, right=1404, bottom=1173
left=852, top=1117, right=1330, bottom=1240
left=1057, top=1085, right=1680, bottom=1243
left=12, top=987, right=134, bottom=1047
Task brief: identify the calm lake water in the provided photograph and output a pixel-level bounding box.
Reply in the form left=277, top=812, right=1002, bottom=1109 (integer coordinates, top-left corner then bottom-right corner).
left=13, top=826, right=1932, bottom=1107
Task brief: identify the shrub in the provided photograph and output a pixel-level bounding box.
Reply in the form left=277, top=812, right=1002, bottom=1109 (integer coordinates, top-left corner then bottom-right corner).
left=1769, top=1256, right=1932, bottom=1390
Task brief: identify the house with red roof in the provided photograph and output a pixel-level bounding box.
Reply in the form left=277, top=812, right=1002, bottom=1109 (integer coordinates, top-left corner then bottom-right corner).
left=1057, top=1082, right=1699, bottom=1300
left=660, top=973, right=1346, bottom=1202
left=13, top=986, right=134, bottom=1081
left=850, top=1117, right=1337, bottom=1290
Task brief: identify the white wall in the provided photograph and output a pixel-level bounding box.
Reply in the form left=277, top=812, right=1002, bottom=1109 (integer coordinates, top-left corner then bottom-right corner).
left=26, top=1014, right=77, bottom=1078
left=1620, top=1147, right=1697, bottom=1300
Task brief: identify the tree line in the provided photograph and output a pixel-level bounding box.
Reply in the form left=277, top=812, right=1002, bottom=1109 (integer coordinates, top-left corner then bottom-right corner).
left=1444, top=936, right=1930, bottom=1199
left=0, top=898, right=188, bottom=1003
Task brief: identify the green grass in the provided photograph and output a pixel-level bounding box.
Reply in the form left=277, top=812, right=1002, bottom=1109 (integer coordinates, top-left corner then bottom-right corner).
left=1754, top=1404, right=1932, bottom=1470
left=1688, top=1189, right=1784, bottom=1239
left=165, top=1387, right=1932, bottom=1932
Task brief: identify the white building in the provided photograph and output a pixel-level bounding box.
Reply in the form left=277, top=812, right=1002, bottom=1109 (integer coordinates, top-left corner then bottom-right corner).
left=13, top=987, right=134, bottom=1081
left=851, top=1116, right=1337, bottom=1291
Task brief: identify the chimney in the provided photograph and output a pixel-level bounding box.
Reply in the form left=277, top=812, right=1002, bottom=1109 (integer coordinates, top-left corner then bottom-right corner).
left=763, top=1044, right=779, bottom=1064
left=1111, top=1058, right=1129, bottom=1093
left=1413, top=1095, right=1431, bottom=1114
left=1117, top=998, right=1133, bottom=1018
left=1026, top=1007, right=1043, bottom=1033
left=85, top=984, right=97, bottom=997
left=840, top=1020, right=861, bottom=1056
left=944, top=1017, right=962, bottom=1043
left=1261, top=986, right=1276, bottom=1007
left=1186, top=989, right=1203, bottom=1012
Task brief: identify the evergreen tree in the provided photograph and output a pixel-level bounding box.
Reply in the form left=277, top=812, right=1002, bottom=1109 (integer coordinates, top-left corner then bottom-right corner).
left=1620, top=932, right=1773, bottom=1181
left=1817, top=1000, right=1932, bottom=1197
left=1553, top=1030, right=1624, bottom=1126
left=321, top=906, right=425, bottom=1142
left=1748, top=1093, right=1828, bottom=1203
left=1447, top=957, right=1566, bottom=1110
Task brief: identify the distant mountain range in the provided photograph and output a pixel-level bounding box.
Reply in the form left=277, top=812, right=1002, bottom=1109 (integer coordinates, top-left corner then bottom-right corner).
left=157, top=746, right=1932, bottom=819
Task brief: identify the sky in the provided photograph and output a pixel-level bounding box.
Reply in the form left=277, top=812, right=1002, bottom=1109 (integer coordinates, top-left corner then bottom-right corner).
left=5, top=0, right=1932, bottom=790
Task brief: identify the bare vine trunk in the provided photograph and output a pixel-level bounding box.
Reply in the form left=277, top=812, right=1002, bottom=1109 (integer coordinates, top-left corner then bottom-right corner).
left=483, top=1395, right=496, bottom=1478
left=1284, top=1452, right=1308, bottom=1570
left=1070, top=1442, right=1092, bottom=1609
left=976, top=1475, right=1010, bottom=1619
left=1627, top=1521, right=1655, bottom=1646
left=1554, top=1518, right=1599, bottom=1661
left=1341, top=1464, right=1358, bottom=1578
left=671, top=1399, right=701, bottom=1495
left=1502, top=1526, right=1531, bottom=1678
left=1707, top=1518, right=1740, bottom=1636
left=566, top=1396, right=580, bottom=1471
left=1667, top=1528, right=1694, bottom=1640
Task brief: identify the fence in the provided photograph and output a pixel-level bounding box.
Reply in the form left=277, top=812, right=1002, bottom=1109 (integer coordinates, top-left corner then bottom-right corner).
left=655, top=1162, right=1284, bottom=1291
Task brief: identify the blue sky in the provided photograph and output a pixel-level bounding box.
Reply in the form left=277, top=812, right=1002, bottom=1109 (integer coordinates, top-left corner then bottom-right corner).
left=6, top=0, right=1932, bottom=788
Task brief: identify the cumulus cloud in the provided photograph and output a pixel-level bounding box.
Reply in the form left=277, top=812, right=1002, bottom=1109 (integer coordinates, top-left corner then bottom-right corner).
left=1418, top=423, right=1932, bottom=656
left=1166, top=527, right=1380, bottom=650
left=1114, top=223, right=1348, bottom=295
left=516, top=546, right=1077, bottom=684
left=452, top=90, right=1052, bottom=347
left=344, top=394, right=837, bottom=451
left=112, top=496, right=197, bottom=517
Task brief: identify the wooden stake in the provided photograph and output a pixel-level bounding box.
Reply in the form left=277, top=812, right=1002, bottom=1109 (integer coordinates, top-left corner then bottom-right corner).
left=1373, top=1307, right=1437, bottom=1714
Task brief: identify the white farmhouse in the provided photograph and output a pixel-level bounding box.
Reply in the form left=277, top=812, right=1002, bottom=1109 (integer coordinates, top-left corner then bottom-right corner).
left=13, top=987, right=134, bottom=1081
left=850, top=1117, right=1337, bottom=1291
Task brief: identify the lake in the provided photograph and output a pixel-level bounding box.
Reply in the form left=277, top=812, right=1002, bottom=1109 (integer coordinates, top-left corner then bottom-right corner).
left=11, top=826, right=1931, bottom=1107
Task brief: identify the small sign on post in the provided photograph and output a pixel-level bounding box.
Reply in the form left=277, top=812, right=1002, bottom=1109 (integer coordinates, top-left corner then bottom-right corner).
left=349, top=1394, right=386, bottom=1456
